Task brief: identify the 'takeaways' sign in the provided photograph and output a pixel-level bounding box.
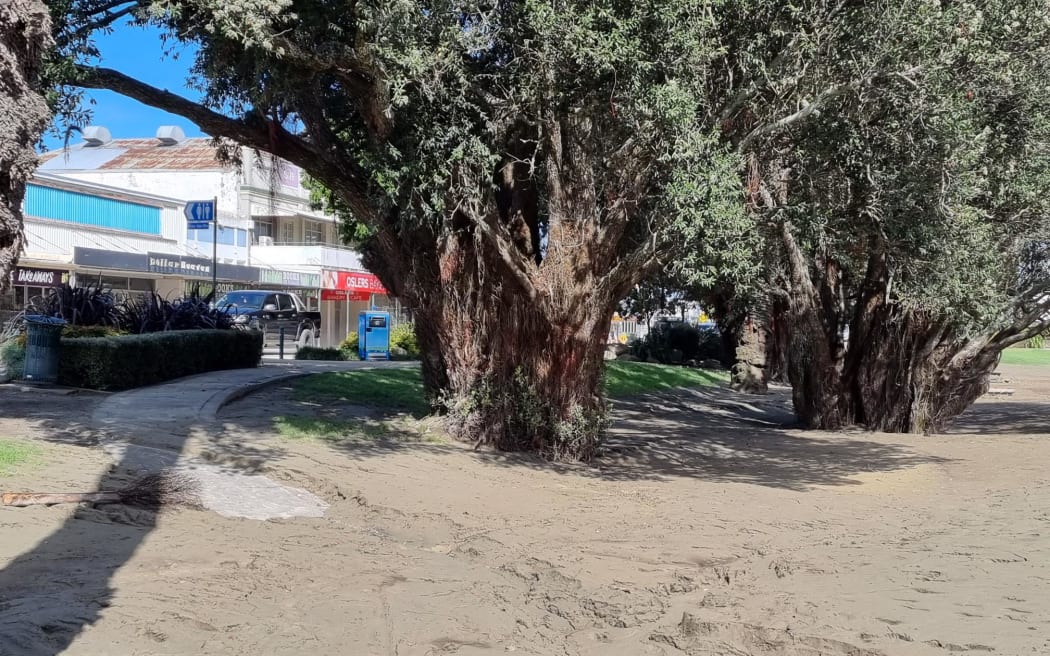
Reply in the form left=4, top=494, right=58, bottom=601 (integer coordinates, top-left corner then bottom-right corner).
left=12, top=267, right=64, bottom=287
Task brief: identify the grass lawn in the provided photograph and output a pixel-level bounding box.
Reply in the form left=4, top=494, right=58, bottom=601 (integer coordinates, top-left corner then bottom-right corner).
left=274, top=415, right=401, bottom=441
left=293, top=368, right=430, bottom=416
left=291, top=360, right=727, bottom=418
left=999, top=349, right=1050, bottom=366
left=604, top=360, right=727, bottom=397
left=0, top=438, right=40, bottom=476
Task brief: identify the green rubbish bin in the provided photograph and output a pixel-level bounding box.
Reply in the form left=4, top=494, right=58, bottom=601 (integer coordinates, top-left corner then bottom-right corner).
left=22, top=315, right=67, bottom=384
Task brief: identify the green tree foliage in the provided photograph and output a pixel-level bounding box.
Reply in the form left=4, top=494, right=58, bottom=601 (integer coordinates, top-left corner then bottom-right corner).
left=54, top=0, right=746, bottom=459
left=52, top=0, right=1050, bottom=446
left=672, top=0, right=1050, bottom=430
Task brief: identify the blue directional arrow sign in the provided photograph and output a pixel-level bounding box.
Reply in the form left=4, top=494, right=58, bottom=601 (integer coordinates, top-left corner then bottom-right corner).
left=184, top=200, right=216, bottom=223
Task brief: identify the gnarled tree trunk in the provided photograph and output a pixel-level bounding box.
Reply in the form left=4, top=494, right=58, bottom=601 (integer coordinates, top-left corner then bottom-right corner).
left=0, top=0, right=51, bottom=290
left=368, top=222, right=619, bottom=460
left=780, top=222, right=1044, bottom=433
left=362, top=122, right=648, bottom=460
left=709, top=285, right=788, bottom=394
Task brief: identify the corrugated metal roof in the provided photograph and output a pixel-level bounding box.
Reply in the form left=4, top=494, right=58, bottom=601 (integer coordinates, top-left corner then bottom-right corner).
left=38, top=138, right=225, bottom=171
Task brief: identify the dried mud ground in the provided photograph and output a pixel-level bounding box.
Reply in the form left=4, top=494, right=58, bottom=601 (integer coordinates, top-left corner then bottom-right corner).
left=1, top=364, right=1049, bottom=656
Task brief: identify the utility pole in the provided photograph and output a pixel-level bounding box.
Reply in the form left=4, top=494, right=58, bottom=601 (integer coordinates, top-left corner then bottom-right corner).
left=211, top=196, right=218, bottom=296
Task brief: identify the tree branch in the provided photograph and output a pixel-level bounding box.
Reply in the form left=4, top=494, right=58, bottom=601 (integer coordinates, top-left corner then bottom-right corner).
left=268, top=36, right=393, bottom=139
left=463, top=208, right=540, bottom=303
left=71, top=65, right=379, bottom=224
left=737, top=66, right=923, bottom=152
left=57, top=2, right=141, bottom=48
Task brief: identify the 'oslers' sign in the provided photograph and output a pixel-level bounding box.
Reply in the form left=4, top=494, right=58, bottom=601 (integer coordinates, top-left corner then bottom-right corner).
left=12, top=267, right=65, bottom=287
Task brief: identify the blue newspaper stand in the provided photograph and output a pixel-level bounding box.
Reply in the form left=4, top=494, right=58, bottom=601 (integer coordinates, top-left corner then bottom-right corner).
left=358, top=311, right=391, bottom=360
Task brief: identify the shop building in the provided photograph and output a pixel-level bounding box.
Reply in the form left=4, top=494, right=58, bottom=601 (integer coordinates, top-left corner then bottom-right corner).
left=12, top=125, right=398, bottom=345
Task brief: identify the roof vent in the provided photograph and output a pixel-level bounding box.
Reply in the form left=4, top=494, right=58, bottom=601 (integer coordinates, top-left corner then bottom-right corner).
left=82, top=126, right=112, bottom=147
left=155, top=125, right=187, bottom=146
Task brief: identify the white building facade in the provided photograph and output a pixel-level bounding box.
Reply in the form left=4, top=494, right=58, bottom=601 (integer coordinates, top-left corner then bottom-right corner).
left=6, top=126, right=392, bottom=346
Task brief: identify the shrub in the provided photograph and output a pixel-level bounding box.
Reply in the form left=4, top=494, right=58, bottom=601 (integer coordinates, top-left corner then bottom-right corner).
left=59, top=330, right=262, bottom=391
left=294, top=346, right=347, bottom=361
left=0, top=340, right=25, bottom=380
left=117, top=291, right=232, bottom=333
left=1024, top=333, right=1046, bottom=349
left=390, top=323, right=420, bottom=358
left=29, top=284, right=231, bottom=333
left=337, top=331, right=362, bottom=360
left=340, top=331, right=359, bottom=351
left=61, top=325, right=126, bottom=339
left=630, top=322, right=724, bottom=365
left=29, top=285, right=121, bottom=327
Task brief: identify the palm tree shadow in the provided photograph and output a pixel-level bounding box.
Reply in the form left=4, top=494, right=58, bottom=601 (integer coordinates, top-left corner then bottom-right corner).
left=0, top=501, right=159, bottom=656
left=0, top=392, right=186, bottom=656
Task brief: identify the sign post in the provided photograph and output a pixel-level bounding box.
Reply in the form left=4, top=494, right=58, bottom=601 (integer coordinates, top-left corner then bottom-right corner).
left=212, top=197, right=218, bottom=296
left=184, top=199, right=219, bottom=296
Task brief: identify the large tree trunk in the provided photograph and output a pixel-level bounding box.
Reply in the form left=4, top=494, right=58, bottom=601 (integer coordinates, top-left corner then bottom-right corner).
left=709, top=285, right=788, bottom=394
left=846, top=309, right=1001, bottom=433
left=709, top=288, right=768, bottom=394
left=0, top=0, right=51, bottom=290
left=764, top=295, right=790, bottom=383
left=779, top=223, right=850, bottom=428
left=368, top=224, right=617, bottom=460
left=361, top=121, right=645, bottom=461
left=779, top=223, right=1041, bottom=434
left=731, top=316, right=769, bottom=393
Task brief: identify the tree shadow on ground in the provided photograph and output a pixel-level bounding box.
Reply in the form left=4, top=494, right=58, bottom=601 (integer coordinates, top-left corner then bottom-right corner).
left=0, top=363, right=416, bottom=655
left=947, top=401, right=1050, bottom=436
left=231, top=383, right=951, bottom=493
left=470, top=386, right=950, bottom=491
left=0, top=388, right=196, bottom=656
left=0, top=375, right=967, bottom=654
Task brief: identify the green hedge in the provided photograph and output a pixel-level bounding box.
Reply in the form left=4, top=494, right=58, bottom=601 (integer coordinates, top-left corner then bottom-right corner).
left=58, top=329, right=263, bottom=391
left=294, top=346, right=348, bottom=361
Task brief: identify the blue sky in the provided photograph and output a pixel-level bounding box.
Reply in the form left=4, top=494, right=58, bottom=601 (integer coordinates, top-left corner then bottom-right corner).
left=43, top=23, right=203, bottom=151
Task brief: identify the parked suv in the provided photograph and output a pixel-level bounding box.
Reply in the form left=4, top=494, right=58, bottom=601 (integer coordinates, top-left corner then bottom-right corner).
left=215, top=290, right=321, bottom=347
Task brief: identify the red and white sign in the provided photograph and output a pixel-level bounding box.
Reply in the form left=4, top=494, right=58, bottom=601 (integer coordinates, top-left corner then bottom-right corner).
left=321, top=289, right=371, bottom=301
left=321, top=270, right=387, bottom=302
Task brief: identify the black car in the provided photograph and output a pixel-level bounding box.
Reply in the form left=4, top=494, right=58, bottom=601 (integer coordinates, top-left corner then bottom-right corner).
left=216, top=290, right=321, bottom=347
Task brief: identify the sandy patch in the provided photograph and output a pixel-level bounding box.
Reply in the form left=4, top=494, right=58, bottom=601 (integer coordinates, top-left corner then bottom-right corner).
left=1, top=367, right=1049, bottom=655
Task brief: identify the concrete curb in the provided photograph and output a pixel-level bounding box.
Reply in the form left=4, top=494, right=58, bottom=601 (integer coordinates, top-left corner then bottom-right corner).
left=198, top=361, right=419, bottom=420
left=199, top=370, right=314, bottom=420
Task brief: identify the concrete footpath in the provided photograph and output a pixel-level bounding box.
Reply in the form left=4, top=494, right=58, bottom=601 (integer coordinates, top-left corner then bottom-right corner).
left=88, top=360, right=416, bottom=521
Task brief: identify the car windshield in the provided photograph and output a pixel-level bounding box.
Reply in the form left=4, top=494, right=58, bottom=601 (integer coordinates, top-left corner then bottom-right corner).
left=216, top=292, right=268, bottom=309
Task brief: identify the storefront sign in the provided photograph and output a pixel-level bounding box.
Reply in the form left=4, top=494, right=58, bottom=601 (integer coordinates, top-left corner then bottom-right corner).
left=73, top=247, right=259, bottom=282
left=148, top=253, right=211, bottom=276
left=321, top=270, right=387, bottom=294
left=320, top=289, right=371, bottom=302
left=73, top=247, right=148, bottom=272
left=12, top=266, right=65, bottom=287
left=259, top=268, right=321, bottom=288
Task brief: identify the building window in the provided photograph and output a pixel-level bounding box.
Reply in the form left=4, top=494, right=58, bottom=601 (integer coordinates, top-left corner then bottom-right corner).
left=280, top=220, right=296, bottom=244
left=236, top=229, right=247, bottom=247
left=254, top=220, right=273, bottom=243
left=93, top=275, right=154, bottom=301
left=305, top=220, right=323, bottom=244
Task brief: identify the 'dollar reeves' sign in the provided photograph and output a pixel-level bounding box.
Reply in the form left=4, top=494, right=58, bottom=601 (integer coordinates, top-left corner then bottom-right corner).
left=147, top=254, right=212, bottom=276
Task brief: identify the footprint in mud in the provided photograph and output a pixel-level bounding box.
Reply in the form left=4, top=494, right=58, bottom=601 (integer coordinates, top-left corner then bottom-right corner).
left=430, top=637, right=493, bottom=652
left=650, top=614, right=883, bottom=656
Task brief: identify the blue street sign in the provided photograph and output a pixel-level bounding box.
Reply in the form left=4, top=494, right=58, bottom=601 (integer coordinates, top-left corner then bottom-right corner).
left=187, top=221, right=210, bottom=230
left=184, top=200, right=216, bottom=223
